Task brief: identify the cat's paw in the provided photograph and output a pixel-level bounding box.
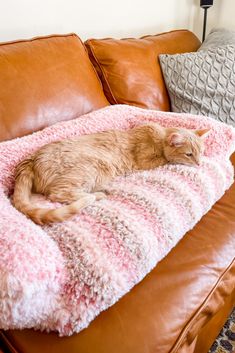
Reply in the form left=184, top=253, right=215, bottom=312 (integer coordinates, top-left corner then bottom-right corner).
left=94, top=192, right=107, bottom=201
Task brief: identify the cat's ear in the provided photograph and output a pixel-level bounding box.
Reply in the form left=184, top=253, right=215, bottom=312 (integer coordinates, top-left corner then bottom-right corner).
left=195, top=129, right=210, bottom=139
left=167, top=133, right=185, bottom=147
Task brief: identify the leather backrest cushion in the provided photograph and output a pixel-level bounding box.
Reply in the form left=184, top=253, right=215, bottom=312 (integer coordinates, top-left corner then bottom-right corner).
left=0, top=33, right=109, bottom=141
left=85, top=30, right=201, bottom=111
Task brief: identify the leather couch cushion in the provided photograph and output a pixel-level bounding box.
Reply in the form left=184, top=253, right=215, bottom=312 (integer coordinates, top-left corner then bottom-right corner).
left=1, top=156, right=234, bottom=353
left=0, top=34, right=109, bottom=142
left=85, top=30, right=201, bottom=111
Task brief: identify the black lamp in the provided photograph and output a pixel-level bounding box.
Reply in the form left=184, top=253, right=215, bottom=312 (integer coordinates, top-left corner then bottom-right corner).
left=200, top=0, right=214, bottom=42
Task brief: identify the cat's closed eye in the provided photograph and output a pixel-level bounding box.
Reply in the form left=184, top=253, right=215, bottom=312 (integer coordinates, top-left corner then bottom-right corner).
left=185, top=153, right=193, bottom=157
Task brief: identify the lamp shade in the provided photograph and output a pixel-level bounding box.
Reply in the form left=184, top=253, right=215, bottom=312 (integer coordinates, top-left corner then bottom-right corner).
left=200, top=0, right=213, bottom=7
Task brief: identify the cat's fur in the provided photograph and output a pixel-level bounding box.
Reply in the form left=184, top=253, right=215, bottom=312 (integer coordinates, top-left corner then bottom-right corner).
left=12, top=123, right=209, bottom=225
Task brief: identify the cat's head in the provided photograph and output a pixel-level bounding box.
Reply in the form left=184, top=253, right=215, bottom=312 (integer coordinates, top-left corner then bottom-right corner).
left=163, top=128, right=210, bottom=166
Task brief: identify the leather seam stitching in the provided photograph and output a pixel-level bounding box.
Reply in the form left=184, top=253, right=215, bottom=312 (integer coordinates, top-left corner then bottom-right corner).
left=0, top=33, right=77, bottom=47
left=85, top=41, right=118, bottom=104
left=78, top=40, right=109, bottom=104
left=0, top=331, right=19, bottom=353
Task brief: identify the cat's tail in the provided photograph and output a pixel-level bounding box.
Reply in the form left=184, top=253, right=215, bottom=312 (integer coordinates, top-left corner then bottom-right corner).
left=13, top=158, right=96, bottom=225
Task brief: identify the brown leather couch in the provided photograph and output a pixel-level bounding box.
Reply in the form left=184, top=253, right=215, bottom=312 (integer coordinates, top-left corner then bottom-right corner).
left=0, top=29, right=234, bottom=353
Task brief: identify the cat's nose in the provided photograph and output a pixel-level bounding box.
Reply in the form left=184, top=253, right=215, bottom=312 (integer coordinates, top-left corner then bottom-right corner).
left=194, top=157, right=200, bottom=166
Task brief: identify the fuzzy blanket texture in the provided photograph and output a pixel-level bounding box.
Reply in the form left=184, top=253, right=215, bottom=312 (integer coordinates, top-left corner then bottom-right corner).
left=0, top=105, right=235, bottom=336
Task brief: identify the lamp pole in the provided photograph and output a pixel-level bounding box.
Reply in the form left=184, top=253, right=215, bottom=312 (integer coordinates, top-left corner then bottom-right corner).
left=200, top=0, right=214, bottom=42
left=202, top=7, right=208, bottom=42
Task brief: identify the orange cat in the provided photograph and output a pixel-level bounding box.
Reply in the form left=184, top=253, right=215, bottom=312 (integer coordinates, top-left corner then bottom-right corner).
left=12, top=124, right=209, bottom=225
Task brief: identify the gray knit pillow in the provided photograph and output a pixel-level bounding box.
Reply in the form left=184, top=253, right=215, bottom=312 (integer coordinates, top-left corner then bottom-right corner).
left=199, top=28, right=235, bottom=51
left=159, top=45, right=235, bottom=126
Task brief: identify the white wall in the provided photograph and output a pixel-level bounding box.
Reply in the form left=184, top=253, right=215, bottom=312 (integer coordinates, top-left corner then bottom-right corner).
left=0, top=0, right=234, bottom=43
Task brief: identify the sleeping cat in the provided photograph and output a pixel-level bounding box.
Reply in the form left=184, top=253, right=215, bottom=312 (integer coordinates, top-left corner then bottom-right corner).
left=12, top=123, right=209, bottom=225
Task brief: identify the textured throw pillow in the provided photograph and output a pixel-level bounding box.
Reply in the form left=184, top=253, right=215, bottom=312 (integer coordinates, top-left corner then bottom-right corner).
left=199, top=28, right=235, bottom=51
left=159, top=45, right=235, bottom=126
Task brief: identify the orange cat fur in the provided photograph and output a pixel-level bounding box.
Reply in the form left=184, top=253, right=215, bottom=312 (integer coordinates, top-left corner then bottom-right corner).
left=12, top=124, right=209, bottom=225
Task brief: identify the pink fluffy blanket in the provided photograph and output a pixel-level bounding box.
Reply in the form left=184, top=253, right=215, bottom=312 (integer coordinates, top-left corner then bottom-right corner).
left=0, top=105, right=234, bottom=336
